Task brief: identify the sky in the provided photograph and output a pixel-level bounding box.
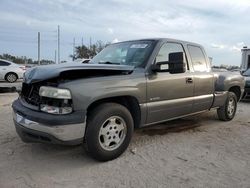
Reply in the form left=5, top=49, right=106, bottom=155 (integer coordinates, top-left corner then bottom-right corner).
left=0, top=0, right=250, bottom=66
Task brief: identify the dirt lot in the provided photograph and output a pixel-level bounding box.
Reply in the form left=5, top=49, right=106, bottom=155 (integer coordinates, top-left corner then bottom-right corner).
left=0, top=93, right=250, bottom=188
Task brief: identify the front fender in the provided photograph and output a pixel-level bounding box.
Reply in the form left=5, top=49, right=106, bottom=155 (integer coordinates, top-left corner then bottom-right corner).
left=60, top=73, right=146, bottom=112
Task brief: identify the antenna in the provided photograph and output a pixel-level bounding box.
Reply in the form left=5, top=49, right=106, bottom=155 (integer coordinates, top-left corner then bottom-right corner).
left=38, top=32, right=40, bottom=65
left=57, top=25, right=60, bottom=64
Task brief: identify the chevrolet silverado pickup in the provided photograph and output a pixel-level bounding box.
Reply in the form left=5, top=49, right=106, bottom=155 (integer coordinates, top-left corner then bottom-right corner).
left=12, top=38, right=245, bottom=161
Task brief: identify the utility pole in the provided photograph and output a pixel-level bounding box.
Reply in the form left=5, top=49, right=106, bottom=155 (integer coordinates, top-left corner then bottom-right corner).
left=38, top=32, right=40, bottom=65
left=57, top=25, right=60, bottom=64
left=54, top=50, right=57, bottom=64
left=73, top=37, right=75, bottom=61
left=81, top=37, right=83, bottom=47
left=89, top=37, right=92, bottom=49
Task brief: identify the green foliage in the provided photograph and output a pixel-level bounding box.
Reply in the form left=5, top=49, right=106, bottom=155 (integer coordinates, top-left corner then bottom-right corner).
left=1, top=40, right=111, bottom=64
left=34, top=60, right=55, bottom=65
left=71, top=40, right=110, bottom=60
left=0, top=53, right=33, bottom=64
left=0, top=54, right=54, bottom=65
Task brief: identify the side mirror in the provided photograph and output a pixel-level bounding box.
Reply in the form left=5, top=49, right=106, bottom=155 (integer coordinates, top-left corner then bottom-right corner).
left=152, top=52, right=186, bottom=74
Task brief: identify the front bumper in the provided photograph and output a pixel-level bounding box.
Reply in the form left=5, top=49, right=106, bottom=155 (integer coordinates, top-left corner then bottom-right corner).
left=12, top=99, right=86, bottom=145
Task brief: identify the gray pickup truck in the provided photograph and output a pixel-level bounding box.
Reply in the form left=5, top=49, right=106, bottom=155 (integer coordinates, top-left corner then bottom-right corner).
left=12, top=38, right=245, bottom=161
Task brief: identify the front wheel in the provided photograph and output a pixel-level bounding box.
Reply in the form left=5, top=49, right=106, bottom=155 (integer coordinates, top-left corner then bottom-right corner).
left=217, top=92, right=237, bottom=121
left=84, top=103, right=134, bottom=161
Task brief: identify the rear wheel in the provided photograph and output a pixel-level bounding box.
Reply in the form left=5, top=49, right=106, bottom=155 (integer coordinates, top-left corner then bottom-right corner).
left=217, top=92, right=237, bottom=121
left=5, top=73, right=17, bottom=83
left=84, top=103, right=134, bottom=161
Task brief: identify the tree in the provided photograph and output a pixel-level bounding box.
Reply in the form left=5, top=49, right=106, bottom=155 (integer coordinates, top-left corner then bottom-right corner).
left=95, top=40, right=110, bottom=53
left=70, top=45, right=92, bottom=60
left=71, top=40, right=110, bottom=60
left=0, top=53, right=28, bottom=64
left=0, top=53, right=55, bottom=65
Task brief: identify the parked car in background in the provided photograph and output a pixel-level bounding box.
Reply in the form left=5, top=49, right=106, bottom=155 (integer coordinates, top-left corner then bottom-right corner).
left=242, top=69, right=250, bottom=100
left=0, top=59, right=25, bottom=82
left=74, top=58, right=90, bottom=64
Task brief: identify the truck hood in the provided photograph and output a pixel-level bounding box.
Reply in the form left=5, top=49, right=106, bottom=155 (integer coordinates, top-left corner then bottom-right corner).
left=24, top=63, right=135, bottom=84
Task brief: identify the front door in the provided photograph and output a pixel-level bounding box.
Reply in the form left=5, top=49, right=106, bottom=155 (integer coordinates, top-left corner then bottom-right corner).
left=146, top=42, right=194, bottom=124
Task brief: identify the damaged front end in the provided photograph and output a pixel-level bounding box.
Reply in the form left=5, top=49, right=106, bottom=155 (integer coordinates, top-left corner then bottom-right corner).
left=13, top=64, right=134, bottom=144
left=20, top=64, right=134, bottom=114
left=21, top=83, right=73, bottom=115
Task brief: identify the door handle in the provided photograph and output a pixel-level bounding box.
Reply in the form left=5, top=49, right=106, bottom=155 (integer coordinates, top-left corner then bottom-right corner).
left=186, top=77, right=193, bottom=84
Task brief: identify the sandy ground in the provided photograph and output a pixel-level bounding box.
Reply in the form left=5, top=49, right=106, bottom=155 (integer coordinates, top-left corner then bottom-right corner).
left=0, top=93, right=250, bottom=188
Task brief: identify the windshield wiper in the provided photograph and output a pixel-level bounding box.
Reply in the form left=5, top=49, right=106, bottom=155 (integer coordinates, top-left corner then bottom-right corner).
left=98, top=61, right=120, bottom=65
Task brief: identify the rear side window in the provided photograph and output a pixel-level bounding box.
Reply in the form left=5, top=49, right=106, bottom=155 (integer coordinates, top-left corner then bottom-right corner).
left=0, top=61, right=10, bottom=66
left=188, top=45, right=208, bottom=72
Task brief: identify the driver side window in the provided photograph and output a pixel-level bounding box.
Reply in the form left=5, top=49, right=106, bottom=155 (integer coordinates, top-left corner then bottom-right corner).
left=156, top=42, right=188, bottom=69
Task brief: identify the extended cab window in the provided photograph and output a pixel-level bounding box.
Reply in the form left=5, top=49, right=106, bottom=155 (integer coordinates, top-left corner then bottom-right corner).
left=188, top=45, right=208, bottom=72
left=156, top=42, right=188, bottom=70
left=0, top=61, right=10, bottom=66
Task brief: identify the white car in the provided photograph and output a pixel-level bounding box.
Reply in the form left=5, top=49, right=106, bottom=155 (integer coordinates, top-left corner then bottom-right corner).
left=0, top=59, right=26, bottom=83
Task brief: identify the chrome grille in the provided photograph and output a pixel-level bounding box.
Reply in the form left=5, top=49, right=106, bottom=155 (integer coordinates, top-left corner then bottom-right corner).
left=21, top=83, right=41, bottom=106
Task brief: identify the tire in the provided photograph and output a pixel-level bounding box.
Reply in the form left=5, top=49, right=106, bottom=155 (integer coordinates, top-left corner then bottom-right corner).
left=84, top=103, right=134, bottom=161
left=217, top=92, right=237, bottom=121
left=5, top=73, right=18, bottom=83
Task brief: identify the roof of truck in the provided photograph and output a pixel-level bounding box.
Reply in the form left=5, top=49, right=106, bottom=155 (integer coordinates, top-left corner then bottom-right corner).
left=117, top=38, right=202, bottom=47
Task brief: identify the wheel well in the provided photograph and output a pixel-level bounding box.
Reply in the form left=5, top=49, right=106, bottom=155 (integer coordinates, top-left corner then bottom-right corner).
left=229, top=86, right=241, bottom=101
left=5, top=72, right=18, bottom=80
left=87, top=96, right=141, bottom=128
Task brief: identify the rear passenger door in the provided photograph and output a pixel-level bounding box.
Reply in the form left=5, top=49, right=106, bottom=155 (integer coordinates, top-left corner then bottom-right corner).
left=187, top=45, right=214, bottom=112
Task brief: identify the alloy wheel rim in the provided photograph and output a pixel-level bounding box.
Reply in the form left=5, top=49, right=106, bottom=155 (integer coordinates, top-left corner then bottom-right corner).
left=7, top=74, right=16, bottom=82
left=98, top=116, right=127, bottom=151
left=227, top=98, right=235, bottom=117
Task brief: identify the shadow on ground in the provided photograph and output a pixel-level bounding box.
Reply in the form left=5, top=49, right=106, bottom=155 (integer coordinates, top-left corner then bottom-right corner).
left=0, top=80, right=22, bottom=93
left=136, top=111, right=219, bottom=136
left=136, top=119, right=203, bottom=136
left=0, top=87, right=16, bottom=93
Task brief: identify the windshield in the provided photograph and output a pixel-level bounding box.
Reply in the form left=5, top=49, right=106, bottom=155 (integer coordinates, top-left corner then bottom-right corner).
left=90, top=41, right=155, bottom=67
left=243, top=69, right=250, bottom=76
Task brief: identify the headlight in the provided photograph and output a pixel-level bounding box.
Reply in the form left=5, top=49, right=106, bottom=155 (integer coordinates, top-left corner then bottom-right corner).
left=39, top=86, right=71, bottom=99
left=40, top=104, right=72, bottom=114
left=39, top=86, right=73, bottom=114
